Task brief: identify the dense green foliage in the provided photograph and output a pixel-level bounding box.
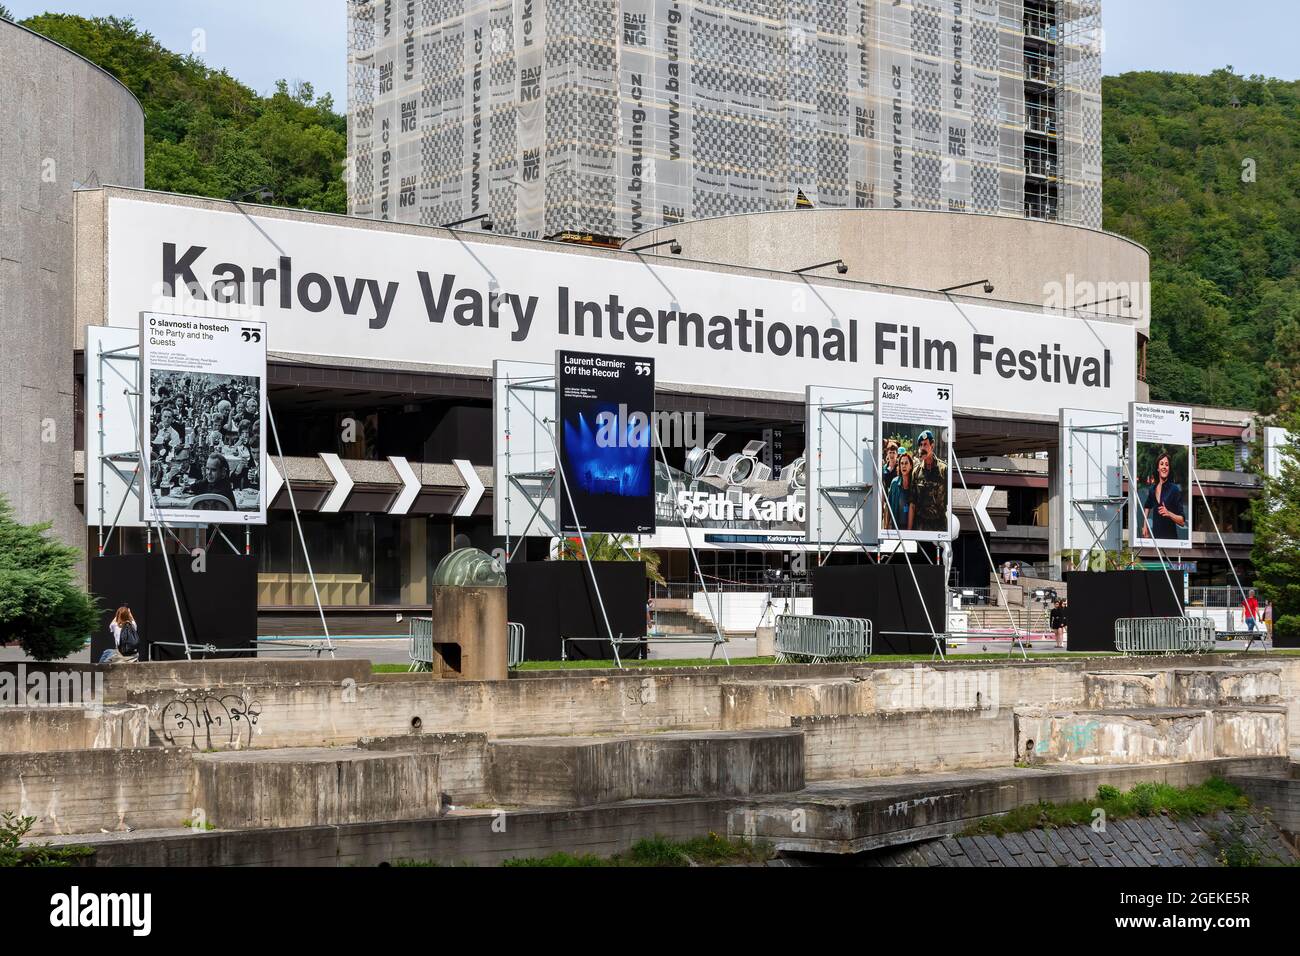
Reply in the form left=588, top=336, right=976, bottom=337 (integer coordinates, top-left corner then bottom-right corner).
left=1251, top=412, right=1300, bottom=641
left=0, top=813, right=93, bottom=867
left=0, top=496, right=99, bottom=660
left=17, top=13, right=346, bottom=213
left=963, top=779, right=1249, bottom=837
left=1104, top=69, right=1300, bottom=413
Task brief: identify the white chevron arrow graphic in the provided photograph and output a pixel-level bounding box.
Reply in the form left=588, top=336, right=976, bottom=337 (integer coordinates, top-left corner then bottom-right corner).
left=388, top=456, right=421, bottom=515
left=319, top=453, right=354, bottom=513
left=266, top=457, right=284, bottom=507
left=973, top=484, right=997, bottom=534
left=453, top=459, right=484, bottom=517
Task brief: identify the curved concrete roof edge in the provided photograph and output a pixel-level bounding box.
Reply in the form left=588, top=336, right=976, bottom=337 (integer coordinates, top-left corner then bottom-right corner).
left=632, top=206, right=1153, bottom=260
left=1, top=17, right=145, bottom=119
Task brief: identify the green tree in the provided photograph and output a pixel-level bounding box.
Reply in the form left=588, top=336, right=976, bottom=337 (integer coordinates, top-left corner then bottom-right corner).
left=1104, top=68, right=1300, bottom=413
left=1250, top=409, right=1300, bottom=642
left=18, top=14, right=347, bottom=213
left=0, top=6, right=14, bottom=22
left=0, top=496, right=99, bottom=660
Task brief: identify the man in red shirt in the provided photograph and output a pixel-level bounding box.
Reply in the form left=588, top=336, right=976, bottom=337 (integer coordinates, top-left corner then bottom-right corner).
left=1241, top=591, right=1261, bottom=634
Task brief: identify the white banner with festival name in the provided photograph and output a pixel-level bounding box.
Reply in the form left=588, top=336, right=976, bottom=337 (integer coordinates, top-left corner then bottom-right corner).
left=106, top=196, right=1135, bottom=418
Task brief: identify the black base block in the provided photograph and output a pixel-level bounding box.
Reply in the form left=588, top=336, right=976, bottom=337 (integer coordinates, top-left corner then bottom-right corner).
left=1062, top=570, right=1185, bottom=651
left=89, top=554, right=258, bottom=661
left=507, top=561, right=648, bottom=662
left=813, top=564, right=947, bottom=654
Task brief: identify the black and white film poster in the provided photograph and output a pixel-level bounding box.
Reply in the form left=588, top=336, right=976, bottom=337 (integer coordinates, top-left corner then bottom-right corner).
left=556, top=350, right=656, bottom=536
left=1129, top=402, right=1192, bottom=550
left=140, top=312, right=267, bottom=525
left=875, top=377, right=954, bottom=542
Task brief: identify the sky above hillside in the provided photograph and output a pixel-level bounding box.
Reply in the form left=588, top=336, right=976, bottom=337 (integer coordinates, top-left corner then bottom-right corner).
left=7, top=0, right=1299, bottom=107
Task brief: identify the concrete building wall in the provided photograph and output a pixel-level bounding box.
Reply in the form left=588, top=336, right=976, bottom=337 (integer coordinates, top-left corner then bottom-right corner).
left=634, top=208, right=1151, bottom=336
left=0, top=21, right=144, bottom=562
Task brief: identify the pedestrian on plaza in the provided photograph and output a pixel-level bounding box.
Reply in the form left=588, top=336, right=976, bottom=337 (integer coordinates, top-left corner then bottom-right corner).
left=101, top=606, right=140, bottom=663
left=1241, top=590, right=1261, bottom=635
left=1050, top=599, right=1067, bottom=649
left=1263, top=600, right=1274, bottom=640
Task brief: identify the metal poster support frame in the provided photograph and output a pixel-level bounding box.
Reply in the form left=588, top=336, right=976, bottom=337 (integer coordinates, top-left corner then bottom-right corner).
left=1062, top=419, right=1128, bottom=571
left=866, top=437, right=946, bottom=661
left=501, top=373, right=729, bottom=667
left=809, top=396, right=875, bottom=567
left=1190, top=470, right=1260, bottom=650
left=952, top=449, right=1028, bottom=660
left=93, top=338, right=334, bottom=661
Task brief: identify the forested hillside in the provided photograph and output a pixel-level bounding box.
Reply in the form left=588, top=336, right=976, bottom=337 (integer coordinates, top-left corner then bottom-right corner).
left=7, top=12, right=1298, bottom=414
left=1104, top=69, right=1300, bottom=413
left=10, top=12, right=346, bottom=213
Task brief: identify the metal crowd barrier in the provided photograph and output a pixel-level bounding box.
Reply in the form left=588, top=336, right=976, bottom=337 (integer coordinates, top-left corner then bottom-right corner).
left=408, top=617, right=434, bottom=672
left=507, top=623, right=526, bottom=669
left=1114, top=616, right=1216, bottom=654
left=408, top=617, right=526, bottom=671
left=775, top=614, right=872, bottom=663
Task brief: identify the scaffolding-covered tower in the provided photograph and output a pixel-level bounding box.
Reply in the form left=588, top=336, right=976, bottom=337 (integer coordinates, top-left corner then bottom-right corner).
left=346, top=0, right=1104, bottom=241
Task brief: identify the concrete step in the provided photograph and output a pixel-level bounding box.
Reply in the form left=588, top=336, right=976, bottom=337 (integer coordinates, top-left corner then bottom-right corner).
left=1171, top=666, right=1282, bottom=706
left=727, top=757, right=1284, bottom=855
left=485, top=729, right=803, bottom=807
left=0, top=705, right=150, bottom=752
left=1083, top=666, right=1282, bottom=710
left=720, top=678, right=875, bottom=730
left=192, top=747, right=441, bottom=829
left=1015, top=705, right=1288, bottom=766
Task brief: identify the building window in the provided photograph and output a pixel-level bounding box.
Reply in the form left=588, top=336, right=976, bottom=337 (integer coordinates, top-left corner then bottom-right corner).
left=256, top=512, right=432, bottom=608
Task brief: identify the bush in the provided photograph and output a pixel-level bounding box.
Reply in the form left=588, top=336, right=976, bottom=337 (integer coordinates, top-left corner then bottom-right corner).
left=1274, top=614, right=1300, bottom=644
left=0, top=496, right=99, bottom=660
left=0, top=813, right=93, bottom=868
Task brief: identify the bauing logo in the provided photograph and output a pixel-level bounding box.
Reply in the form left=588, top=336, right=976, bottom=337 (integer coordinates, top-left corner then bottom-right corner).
left=0, top=665, right=103, bottom=709
left=49, top=887, right=152, bottom=937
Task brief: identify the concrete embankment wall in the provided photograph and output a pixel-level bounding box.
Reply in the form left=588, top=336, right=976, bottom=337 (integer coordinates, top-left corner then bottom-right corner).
left=98, top=656, right=1300, bottom=752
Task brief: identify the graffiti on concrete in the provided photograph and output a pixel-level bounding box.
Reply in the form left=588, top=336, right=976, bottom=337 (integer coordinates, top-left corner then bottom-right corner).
left=885, top=793, right=958, bottom=818
left=1035, top=719, right=1101, bottom=754
left=160, top=694, right=261, bottom=749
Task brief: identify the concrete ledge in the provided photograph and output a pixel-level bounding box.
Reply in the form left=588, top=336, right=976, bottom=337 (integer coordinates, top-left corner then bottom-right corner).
left=1084, top=672, right=1166, bottom=709
left=485, top=729, right=804, bottom=807
left=0, top=705, right=150, bottom=752
left=728, top=758, right=1288, bottom=854
left=794, top=709, right=1014, bottom=780
left=1172, top=667, right=1282, bottom=706
left=358, top=733, right=490, bottom=806
left=192, top=748, right=441, bottom=829
left=61, top=798, right=736, bottom=867
left=0, top=748, right=194, bottom=836
left=720, top=679, right=875, bottom=730
left=1016, top=706, right=1288, bottom=766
